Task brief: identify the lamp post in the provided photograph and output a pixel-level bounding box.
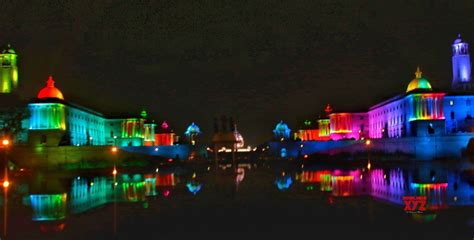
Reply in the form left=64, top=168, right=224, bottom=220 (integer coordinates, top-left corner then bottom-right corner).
left=2, top=139, right=10, bottom=240
left=365, top=139, right=371, bottom=171
left=111, top=146, right=118, bottom=238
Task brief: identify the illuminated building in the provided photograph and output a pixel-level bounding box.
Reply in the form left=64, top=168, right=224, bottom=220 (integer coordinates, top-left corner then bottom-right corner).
left=185, top=122, right=201, bottom=145
left=451, top=34, right=471, bottom=90
left=28, top=76, right=107, bottom=146
left=0, top=44, right=18, bottom=93
left=294, top=120, right=329, bottom=141
left=273, top=120, right=291, bottom=140
left=27, top=76, right=157, bottom=147
left=154, top=121, right=176, bottom=146
left=368, top=68, right=445, bottom=139
left=329, top=112, right=368, bottom=140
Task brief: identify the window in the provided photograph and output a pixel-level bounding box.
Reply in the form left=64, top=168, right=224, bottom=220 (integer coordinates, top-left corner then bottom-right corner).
left=450, top=100, right=454, bottom=106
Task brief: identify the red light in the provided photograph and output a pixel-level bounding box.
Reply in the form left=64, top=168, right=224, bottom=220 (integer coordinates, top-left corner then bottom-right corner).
left=168, top=158, right=173, bottom=162
left=304, top=154, right=308, bottom=159
left=163, top=190, right=170, bottom=197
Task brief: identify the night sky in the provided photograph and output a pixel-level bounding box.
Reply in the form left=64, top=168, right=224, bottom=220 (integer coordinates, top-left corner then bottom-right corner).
left=1, top=0, right=474, bottom=145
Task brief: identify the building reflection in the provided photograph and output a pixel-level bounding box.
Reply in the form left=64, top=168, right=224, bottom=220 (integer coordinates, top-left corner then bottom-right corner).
left=30, top=193, right=67, bottom=221
left=296, top=166, right=458, bottom=212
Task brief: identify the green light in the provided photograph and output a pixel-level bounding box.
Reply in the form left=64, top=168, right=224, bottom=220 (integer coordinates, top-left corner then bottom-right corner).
left=318, top=119, right=330, bottom=137
left=0, top=48, right=18, bottom=93
left=30, top=193, right=67, bottom=221
left=121, top=118, right=144, bottom=138
left=320, top=174, right=332, bottom=191
left=28, top=103, right=66, bottom=130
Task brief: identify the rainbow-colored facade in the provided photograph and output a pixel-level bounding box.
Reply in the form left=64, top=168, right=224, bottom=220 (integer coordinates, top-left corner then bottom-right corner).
left=284, top=34, right=474, bottom=142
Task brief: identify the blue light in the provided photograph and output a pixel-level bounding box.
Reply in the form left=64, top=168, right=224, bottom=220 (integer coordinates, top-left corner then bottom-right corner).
left=186, top=182, right=202, bottom=195
left=275, top=175, right=292, bottom=191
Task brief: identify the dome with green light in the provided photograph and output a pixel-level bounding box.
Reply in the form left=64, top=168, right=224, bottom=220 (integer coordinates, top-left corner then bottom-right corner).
left=2, top=44, right=15, bottom=54
left=406, top=67, right=432, bottom=93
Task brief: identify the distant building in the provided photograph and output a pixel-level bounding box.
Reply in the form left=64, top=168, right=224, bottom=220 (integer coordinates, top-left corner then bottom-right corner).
left=273, top=121, right=291, bottom=140
left=184, top=122, right=201, bottom=145
left=154, top=121, right=176, bottom=146
left=0, top=44, right=18, bottom=93
left=27, top=76, right=153, bottom=147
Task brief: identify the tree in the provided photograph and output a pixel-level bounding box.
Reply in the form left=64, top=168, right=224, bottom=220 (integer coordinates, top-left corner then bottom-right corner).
left=0, top=107, right=29, bottom=142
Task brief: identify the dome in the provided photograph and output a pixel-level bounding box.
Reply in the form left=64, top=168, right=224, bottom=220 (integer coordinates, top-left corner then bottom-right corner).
left=185, top=122, right=201, bottom=136
left=2, top=44, right=15, bottom=54
left=275, top=121, right=290, bottom=131
left=234, top=130, right=244, bottom=148
left=38, top=76, right=64, bottom=100
left=406, top=67, right=432, bottom=93
left=161, top=121, right=169, bottom=130
left=454, top=34, right=463, bottom=44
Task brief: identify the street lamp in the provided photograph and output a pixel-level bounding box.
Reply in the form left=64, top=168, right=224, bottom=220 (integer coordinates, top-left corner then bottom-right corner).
left=365, top=139, right=371, bottom=170
left=110, top=146, right=118, bottom=237
left=2, top=139, right=10, bottom=240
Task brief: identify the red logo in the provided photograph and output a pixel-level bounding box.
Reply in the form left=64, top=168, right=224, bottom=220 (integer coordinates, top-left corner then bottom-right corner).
left=403, top=196, right=427, bottom=212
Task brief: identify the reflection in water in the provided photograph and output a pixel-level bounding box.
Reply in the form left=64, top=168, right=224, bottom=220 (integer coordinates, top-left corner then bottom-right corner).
left=299, top=166, right=455, bottom=212
left=235, top=168, right=245, bottom=190
left=121, top=174, right=146, bottom=202
left=411, top=213, right=438, bottom=223
left=70, top=177, right=111, bottom=214
left=275, top=172, right=292, bottom=191
left=30, top=194, right=67, bottom=221
left=14, top=160, right=474, bottom=239
left=186, top=172, right=202, bottom=195
left=186, top=182, right=202, bottom=195
left=39, top=222, right=66, bottom=233
left=410, top=183, right=448, bottom=210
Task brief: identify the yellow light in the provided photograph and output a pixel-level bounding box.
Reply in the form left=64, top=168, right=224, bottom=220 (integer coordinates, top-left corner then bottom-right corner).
left=367, top=161, right=371, bottom=170
left=111, top=147, right=117, bottom=153
left=365, top=139, right=371, bottom=146
left=112, top=168, right=117, bottom=176
left=2, top=139, right=9, bottom=146
left=3, top=180, right=9, bottom=188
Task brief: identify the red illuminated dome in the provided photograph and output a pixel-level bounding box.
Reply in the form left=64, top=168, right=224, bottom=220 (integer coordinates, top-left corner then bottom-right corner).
left=38, top=76, right=64, bottom=100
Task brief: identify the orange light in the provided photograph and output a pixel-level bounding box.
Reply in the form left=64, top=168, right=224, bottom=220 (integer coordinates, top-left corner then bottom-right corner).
left=3, top=180, right=9, bottom=188
left=111, top=147, right=117, bottom=153
left=365, top=139, right=371, bottom=146
left=112, top=168, right=117, bottom=176
left=2, top=139, right=9, bottom=146
left=304, top=154, right=308, bottom=159
left=367, top=162, right=371, bottom=170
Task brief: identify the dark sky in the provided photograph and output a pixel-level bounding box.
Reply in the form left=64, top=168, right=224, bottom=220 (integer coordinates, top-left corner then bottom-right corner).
left=1, top=0, right=474, bottom=145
